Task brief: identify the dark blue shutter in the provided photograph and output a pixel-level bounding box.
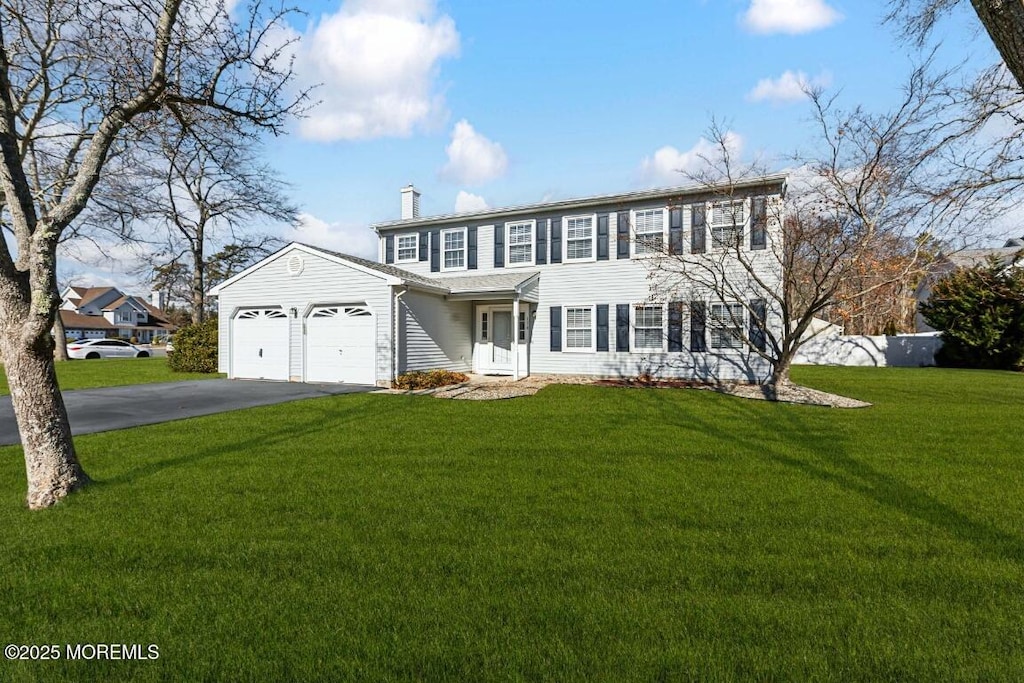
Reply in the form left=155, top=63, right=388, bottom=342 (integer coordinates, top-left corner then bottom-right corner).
left=691, top=204, right=706, bottom=254
left=385, top=235, right=395, bottom=264
left=550, top=306, right=562, bottom=352
left=669, top=207, right=683, bottom=255
left=550, top=218, right=562, bottom=263
left=597, top=213, right=609, bottom=260
left=668, top=301, right=683, bottom=352
left=751, top=197, right=767, bottom=250
left=749, top=298, right=767, bottom=351
left=468, top=226, right=478, bottom=270
left=690, top=302, right=707, bottom=352
left=418, top=231, right=429, bottom=261
left=596, top=304, right=609, bottom=352
left=616, top=304, right=630, bottom=352
left=536, top=219, right=547, bottom=265
left=617, top=211, right=630, bottom=259
left=430, top=229, right=440, bottom=272
left=493, top=224, right=504, bottom=268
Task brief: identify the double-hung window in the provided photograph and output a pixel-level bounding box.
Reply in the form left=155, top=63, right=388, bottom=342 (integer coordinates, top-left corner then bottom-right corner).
left=442, top=228, right=467, bottom=271
left=396, top=234, right=418, bottom=263
left=564, top=214, right=595, bottom=261
left=710, top=303, right=744, bottom=349
left=632, top=208, right=666, bottom=255
left=633, top=304, right=664, bottom=351
left=710, top=200, right=746, bottom=248
left=507, top=221, right=534, bottom=266
left=564, top=306, right=594, bottom=352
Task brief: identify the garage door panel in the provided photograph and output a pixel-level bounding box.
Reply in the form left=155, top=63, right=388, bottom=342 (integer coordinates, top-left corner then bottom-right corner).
left=306, top=305, right=376, bottom=384
left=232, top=308, right=289, bottom=380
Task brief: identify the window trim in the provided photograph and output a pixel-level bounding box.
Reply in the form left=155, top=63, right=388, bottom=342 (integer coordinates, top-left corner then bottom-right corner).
left=709, top=301, right=745, bottom=350
left=632, top=302, right=666, bottom=352
left=505, top=219, right=536, bottom=268
left=562, top=304, right=596, bottom=353
left=709, top=199, right=748, bottom=250
left=395, top=232, right=419, bottom=263
left=630, top=207, right=668, bottom=257
left=440, top=227, right=468, bottom=272
left=563, top=213, right=597, bottom=263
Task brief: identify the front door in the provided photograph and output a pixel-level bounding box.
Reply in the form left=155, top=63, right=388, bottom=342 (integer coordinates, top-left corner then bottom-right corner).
left=491, top=310, right=513, bottom=371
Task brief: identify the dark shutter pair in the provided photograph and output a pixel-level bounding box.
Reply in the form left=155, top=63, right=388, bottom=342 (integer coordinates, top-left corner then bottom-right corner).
left=549, top=305, right=614, bottom=352
left=750, top=197, right=767, bottom=250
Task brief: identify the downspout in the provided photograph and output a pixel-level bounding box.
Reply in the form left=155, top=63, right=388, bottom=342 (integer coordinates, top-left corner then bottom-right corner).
left=393, top=285, right=408, bottom=386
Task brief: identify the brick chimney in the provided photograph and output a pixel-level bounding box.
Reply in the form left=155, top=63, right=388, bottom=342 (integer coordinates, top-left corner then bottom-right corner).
left=400, top=184, right=420, bottom=220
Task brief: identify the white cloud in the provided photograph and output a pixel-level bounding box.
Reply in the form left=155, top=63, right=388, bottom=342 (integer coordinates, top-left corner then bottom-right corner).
left=747, top=70, right=832, bottom=104
left=440, top=120, right=508, bottom=186
left=454, top=190, right=489, bottom=213
left=639, top=133, right=745, bottom=186
left=285, top=212, right=378, bottom=260
left=293, top=0, right=460, bottom=141
left=742, top=0, right=842, bottom=34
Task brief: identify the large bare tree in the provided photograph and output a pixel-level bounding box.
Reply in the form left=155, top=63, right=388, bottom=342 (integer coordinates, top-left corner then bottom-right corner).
left=0, top=0, right=306, bottom=509
left=646, top=61, right=1018, bottom=390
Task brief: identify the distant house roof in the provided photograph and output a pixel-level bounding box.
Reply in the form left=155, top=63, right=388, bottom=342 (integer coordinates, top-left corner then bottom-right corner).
left=945, top=245, right=1023, bottom=269
left=59, top=310, right=115, bottom=330
left=101, top=295, right=148, bottom=312
left=76, top=286, right=119, bottom=309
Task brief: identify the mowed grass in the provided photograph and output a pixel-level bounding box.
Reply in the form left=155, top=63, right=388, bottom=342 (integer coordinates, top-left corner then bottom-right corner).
left=1, top=367, right=1023, bottom=681
left=0, top=357, right=223, bottom=395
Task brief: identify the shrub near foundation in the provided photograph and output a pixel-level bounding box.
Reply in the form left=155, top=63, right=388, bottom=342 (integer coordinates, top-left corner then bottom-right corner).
left=167, top=319, right=218, bottom=373
left=393, top=369, right=469, bottom=390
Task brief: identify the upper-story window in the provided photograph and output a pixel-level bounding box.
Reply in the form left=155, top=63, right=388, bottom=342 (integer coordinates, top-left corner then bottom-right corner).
left=710, top=200, right=746, bottom=248
left=442, top=228, right=467, bottom=271
left=116, top=310, right=133, bottom=324
left=632, top=208, right=666, bottom=256
left=396, top=233, right=418, bottom=263
left=564, top=214, right=595, bottom=261
left=507, top=220, right=535, bottom=266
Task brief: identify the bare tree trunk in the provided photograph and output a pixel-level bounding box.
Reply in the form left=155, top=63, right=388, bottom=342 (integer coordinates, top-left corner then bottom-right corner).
left=190, top=244, right=205, bottom=324
left=0, top=328, right=89, bottom=509
left=970, top=0, right=1024, bottom=91
left=52, top=307, right=69, bottom=361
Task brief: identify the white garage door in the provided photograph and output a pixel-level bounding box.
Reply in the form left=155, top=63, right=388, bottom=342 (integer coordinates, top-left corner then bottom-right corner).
left=231, top=308, right=290, bottom=380
left=305, top=305, right=376, bottom=385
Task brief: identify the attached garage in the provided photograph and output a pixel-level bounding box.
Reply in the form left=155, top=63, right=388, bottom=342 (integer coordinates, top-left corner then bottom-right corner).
left=305, top=305, right=376, bottom=384
left=230, top=308, right=290, bottom=380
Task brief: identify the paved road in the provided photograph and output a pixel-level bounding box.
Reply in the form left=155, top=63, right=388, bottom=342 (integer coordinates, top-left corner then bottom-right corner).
left=0, top=380, right=374, bottom=446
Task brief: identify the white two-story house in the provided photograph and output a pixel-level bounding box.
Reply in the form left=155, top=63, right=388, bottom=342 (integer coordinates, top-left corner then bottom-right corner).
left=59, top=286, right=177, bottom=342
left=210, top=176, right=786, bottom=385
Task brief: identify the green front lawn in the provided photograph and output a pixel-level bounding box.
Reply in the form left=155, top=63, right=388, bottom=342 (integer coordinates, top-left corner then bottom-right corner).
left=1, top=367, right=1022, bottom=681
left=0, top=357, right=223, bottom=395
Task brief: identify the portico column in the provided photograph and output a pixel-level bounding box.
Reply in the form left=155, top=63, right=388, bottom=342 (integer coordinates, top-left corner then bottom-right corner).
left=512, top=297, right=520, bottom=381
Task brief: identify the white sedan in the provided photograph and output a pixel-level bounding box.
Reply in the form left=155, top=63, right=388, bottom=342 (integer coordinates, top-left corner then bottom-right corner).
left=66, top=339, right=151, bottom=359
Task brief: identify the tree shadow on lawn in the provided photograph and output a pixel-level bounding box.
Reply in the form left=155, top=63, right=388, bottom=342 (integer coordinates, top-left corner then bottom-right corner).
left=96, top=395, right=382, bottom=488
left=634, top=384, right=1024, bottom=565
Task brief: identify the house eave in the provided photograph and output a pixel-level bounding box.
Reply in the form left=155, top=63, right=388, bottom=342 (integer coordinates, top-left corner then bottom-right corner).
left=372, top=174, right=788, bottom=232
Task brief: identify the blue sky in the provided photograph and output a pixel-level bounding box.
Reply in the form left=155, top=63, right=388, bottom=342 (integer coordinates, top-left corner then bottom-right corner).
left=62, top=0, right=997, bottom=289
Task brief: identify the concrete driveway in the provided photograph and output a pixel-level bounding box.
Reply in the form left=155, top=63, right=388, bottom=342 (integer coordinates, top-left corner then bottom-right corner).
left=0, top=380, right=374, bottom=446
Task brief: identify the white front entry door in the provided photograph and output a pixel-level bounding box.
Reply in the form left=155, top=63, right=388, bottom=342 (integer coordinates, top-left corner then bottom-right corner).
left=491, top=310, right=513, bottom=370
left=232, top=308, right=289, bottom=380
left=305, top=305, right=377, bottom=385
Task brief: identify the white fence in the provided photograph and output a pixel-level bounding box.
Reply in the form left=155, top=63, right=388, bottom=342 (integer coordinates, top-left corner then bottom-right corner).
left=794, top=332, right=942, bottom=367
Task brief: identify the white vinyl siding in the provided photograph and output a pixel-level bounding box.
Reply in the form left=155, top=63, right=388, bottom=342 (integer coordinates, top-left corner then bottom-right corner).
left=399, top=290, right=472, bottom=373
left=442, top=228, right=467, bottom=271
left=710, top=303, right=744, bottom=349
left=633, top=304, right=664, bottom=351
left=507, top=220, right=535, bottom=266
left=711, top=200, right=746, bottom=248
left=632, top=208, right=666, bottom=256
left=396, top=234, right=418, bottom=263
left=564, top=214, right=595, bottom=261
left=564, top=306, right=594, bottom=352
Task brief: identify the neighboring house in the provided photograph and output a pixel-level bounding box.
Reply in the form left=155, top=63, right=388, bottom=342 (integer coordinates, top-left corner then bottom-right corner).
left=209, top=177, right=786, bottom=386
left=59, top=286, right=177, bottom=342
left=915, top=237, right=1024, bottom=332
